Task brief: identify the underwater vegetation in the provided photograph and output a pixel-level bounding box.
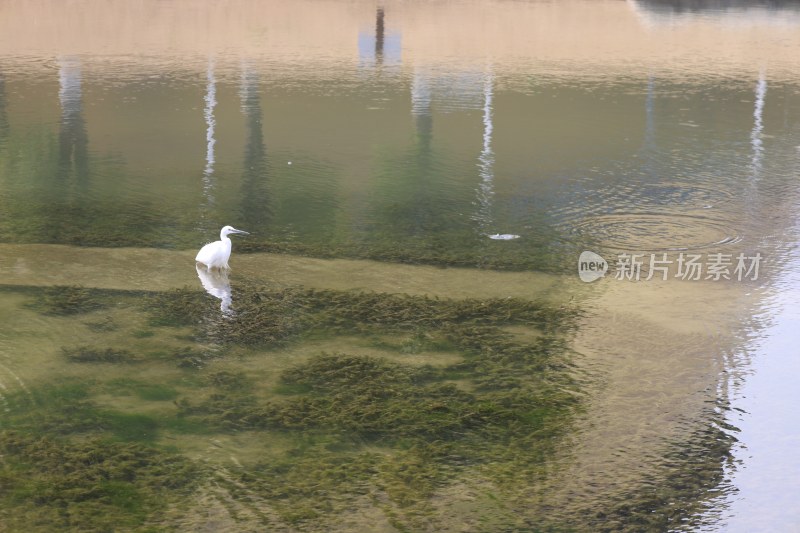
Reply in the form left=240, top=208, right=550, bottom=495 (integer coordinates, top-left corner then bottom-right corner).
left=84, top=316, right=119, bottom=333
left=0, top=431, right=200, bottom=531
left=25, top=286, right=107, bottom=316
left=151, top=283, right=582, bottom=528
left=234, top=232, right=573, bottom=273
left=146, top=284, right=578, bottom=347
left=579, top=403, right=739, bottom=533
left=62, top=346, right=140, bottom=364
left=3, top=283, right=734, bottom=531
left=181, top=350, right=575, bottom=442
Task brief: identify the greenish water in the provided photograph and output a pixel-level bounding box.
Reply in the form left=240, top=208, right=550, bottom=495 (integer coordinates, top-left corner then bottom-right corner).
left=2, top=0, right=800, bottom=531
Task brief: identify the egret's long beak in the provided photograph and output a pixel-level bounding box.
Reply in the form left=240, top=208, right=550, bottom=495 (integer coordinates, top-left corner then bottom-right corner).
left=230, top=229, right=250, bottom=235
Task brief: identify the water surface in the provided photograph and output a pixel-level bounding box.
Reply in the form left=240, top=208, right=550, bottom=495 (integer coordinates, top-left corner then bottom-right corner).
left=1, top=0, right=799, bottom=530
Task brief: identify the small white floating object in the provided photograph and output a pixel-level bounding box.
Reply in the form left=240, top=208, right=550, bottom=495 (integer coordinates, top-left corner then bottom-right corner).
left=489, top=233, right=520, bottom=240
left=288, top=161, right=292, bottom=165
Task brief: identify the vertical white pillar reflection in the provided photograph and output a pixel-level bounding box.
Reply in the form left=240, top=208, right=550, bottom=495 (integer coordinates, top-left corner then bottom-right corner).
left=58, top=57, right=82, bottom=117
left=0, top=69, right=9, bottom=148
left=411, top=66, right=433, bottom=159
left=203, top=58, right=217, bottom=203
left=411, top=67, right=431, bottom=118
left=239, top=59, right=270, bottom=229
left=750, top=73, right=767, bottom=177
left=239, top=60, right=259, bottom=114
left=58, top=56, right=88, bottom=184
left=473, top=71, right=495, bottom=235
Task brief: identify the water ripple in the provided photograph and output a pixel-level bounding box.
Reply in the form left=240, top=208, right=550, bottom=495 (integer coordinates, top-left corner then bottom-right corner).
left=566, top=212, right=742, bottom=252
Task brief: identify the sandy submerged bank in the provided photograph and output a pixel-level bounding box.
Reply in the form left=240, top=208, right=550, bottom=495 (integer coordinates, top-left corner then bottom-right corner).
left=0, top=243, right=563, bottom=300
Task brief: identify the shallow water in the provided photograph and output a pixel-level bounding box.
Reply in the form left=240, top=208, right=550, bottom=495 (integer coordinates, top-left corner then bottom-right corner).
left=1, top=0, right=800, bottom=530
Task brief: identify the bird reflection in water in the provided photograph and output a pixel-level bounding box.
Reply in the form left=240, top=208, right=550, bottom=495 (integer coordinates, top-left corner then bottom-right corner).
left=195, top=264, right=233, bottom=316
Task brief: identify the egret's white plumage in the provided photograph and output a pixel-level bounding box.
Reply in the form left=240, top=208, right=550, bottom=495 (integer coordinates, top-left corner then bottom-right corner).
left=196, top=225, right=249, bottom=270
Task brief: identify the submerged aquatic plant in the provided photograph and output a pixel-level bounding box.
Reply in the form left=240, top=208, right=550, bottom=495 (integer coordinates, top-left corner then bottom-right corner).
left=174, top=348, right=579, bottom=529
left=206, top=370, right=250, bottom=390
left=146, top=289, right=210, bottom=327
left=171, top=346, right=220, bottom=369
left=0, top=431, right=200, bottom=530
left=84, top=316, right=118, bottom=332
left=27, top=285, right=106, bottom=316
left=194, top=352, right=578, bottom=442
left=2, top=282, right=732, bottom=530
left=575, top=405, right=739, bottom=533
left=146, top=283, right=578, bottom=349
left=148, top=281, right=585, bottom=527
left=62, top=346, right=140, bottom=364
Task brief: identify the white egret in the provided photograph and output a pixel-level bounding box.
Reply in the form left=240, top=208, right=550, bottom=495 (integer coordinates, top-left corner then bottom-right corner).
left=196, top=226, right=249, bottom=270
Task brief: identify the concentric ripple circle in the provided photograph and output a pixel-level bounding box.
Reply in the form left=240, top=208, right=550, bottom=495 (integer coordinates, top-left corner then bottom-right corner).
left=567, top=213, right=741, bottom=252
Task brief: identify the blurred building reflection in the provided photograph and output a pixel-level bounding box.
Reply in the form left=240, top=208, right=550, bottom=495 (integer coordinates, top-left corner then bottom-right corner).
left=358, top=6, right=401, bottom=67
left=0, top=69, right=8, bottom=150
left=239, top=61, right=271, bottom=229
left=58, top=56, right=88, bottom=187
left=629, top=0, right=800, bottom=26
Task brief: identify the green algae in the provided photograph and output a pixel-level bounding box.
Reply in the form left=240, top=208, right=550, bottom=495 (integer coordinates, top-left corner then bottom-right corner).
left=84, top=316, right=118, bottom=333
left=139, top=281, right=584, bottom=528
left=9, top=387, right=134, bottom=442
left=146, top=283, right=578, bottom=349
left=26, top=285, right=107, bottom=316
left=103, top=412, right=161, bottom=443
left=136, top=385, right=179, bottom=402
left=233, top=444, right=380, bottom=525
left=206, top=370, right=251, bottom=391
left=175, top=347, right=579, bottom=528
left=146, top=289, right=209, bottom=328
left=105, top=379, right=179, bottom=402
left=0, top=282, right=733, bottom=531
left=0, top=431, right=200, bottom=531
left=142, top=282, right=583, bottom=525
left=62, top=346, right=140, bottom=364
left=368, top=330, right=458, bottom=355
left=7, top=376, right=213, bottom=448
left=171, top=346, right=220, bottom=369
